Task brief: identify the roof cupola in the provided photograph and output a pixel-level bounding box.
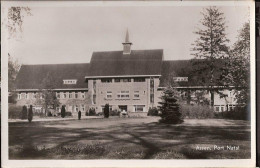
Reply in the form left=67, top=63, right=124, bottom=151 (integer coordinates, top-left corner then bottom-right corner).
left=122, top=29, right=132, bottom=54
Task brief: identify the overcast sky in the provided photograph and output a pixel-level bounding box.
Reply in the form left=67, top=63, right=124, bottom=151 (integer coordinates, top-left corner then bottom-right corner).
left=8, top=5, right=250, bottom=65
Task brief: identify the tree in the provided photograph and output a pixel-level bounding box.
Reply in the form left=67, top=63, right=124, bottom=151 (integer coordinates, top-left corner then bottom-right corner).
left=61, top=105, right=66, bottom=118
left=36, top=72, right=60, bottom=116
left=191, top=6, right=230, bottom=106
left=158, top=87, right=183, bottom=124
left=8, top=54, right=21, bottom=103
left=104, top=103, right=110, bottom=118
left=21, top=105, right=27, bottom=119
left=226, top=22, right=250, bottom=105
left=7, top=7, right=32, bottom=39
left=28, top=105, right=33, bottom=122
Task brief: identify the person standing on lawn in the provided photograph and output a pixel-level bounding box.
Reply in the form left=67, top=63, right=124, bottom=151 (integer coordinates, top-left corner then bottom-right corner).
left=78, top=110, right=81, bottom=120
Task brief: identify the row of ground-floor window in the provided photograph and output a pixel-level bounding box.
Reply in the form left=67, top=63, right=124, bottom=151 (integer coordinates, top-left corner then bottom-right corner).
left=25, top=104, right=238, bottom=114
left=214, top=104, right=238, bottom=112
left=25, top=104, right=147, bottom=114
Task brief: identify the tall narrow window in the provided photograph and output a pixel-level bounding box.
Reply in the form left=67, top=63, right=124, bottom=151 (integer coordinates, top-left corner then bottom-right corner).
left=75, top=105, right=79, bottom=112
left=93, top=80, right=96, bottom=104
left=150, top=78, right=154, bottom=103
left=18, top=93, right=22, bottom=100
left=56, top=92, right=60, bottom=99
left=81, top=105, right=85, bottom=112
left=81, top=92, right=85, bottom=99
left=63, top=92, right=67, bottom=99
left=32, top=92, right=36, bottom=99
left=25, top=92, right=29, bottom=99
left=69, top=92, right=73, bottom=99
left=75, top=92, right=78, bottom=99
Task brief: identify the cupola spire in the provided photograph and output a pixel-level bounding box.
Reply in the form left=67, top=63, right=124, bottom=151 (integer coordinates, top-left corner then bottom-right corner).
left=122, top=29, right=132, bottom=54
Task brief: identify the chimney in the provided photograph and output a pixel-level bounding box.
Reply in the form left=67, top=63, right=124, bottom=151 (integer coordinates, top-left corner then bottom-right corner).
left=122, top=29, right=132, bottom=54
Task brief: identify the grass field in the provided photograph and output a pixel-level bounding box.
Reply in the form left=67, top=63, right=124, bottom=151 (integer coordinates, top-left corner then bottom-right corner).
left=9, top=117, right=251, bottom=159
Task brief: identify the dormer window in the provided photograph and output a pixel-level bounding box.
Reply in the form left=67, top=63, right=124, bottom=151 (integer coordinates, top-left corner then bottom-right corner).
left=173, top=77, right=188, bottom=82
left=63, top=79, right=77, bottom=84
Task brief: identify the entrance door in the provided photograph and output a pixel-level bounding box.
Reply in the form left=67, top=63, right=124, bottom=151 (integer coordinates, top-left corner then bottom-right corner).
left=118, top=105, right=127, bottom=112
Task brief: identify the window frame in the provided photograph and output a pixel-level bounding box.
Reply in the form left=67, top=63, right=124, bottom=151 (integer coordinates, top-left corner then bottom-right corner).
left=117, top=91, right=130, bottom=99
left=106, top=91, right=113, bottom=99
left=81, top=92, right=85, bottom=99
left=134, top=105, right=145, bottom=112
left=133, top=91, right=140, bottom=99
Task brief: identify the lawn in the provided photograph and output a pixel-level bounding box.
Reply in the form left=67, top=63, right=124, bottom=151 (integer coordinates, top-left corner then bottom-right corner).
left=9, top=117, right=251, bottom=159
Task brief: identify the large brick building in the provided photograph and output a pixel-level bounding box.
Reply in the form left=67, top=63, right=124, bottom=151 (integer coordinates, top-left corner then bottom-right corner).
left=14, top=31, right=238, bottom=116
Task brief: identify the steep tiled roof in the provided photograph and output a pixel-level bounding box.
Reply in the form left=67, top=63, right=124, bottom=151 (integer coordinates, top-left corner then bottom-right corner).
left=159, top=59, right=226, bottom=87
left=15, top=63, right=89, bottom=90
left=86, top=49, right=163, bottom=78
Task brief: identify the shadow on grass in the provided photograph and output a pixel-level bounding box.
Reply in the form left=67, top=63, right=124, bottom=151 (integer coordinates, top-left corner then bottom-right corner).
left=8, top=119, right=251, bottom=159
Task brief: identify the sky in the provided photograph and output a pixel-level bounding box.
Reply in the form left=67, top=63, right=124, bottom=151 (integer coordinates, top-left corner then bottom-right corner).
left=8, top=4, right=250, bottom=65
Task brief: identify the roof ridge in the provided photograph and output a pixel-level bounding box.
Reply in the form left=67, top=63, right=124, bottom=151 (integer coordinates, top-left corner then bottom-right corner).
left=93, top=49, right=163, bottom=53
left=22, top=63, right=90, bottom=66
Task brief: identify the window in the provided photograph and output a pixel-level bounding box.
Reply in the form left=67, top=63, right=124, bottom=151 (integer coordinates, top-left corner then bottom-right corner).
left=117, top=91, right=130, bottom=99
left=134, top=105, right=145, bottom=112
left=173, top=77, right=188, bottom=82
left=63, top=92, right=67, bottom=99
left=63, top=79, right=77, bottom=84
left=25, top=92, right=29, bottom=99
left=93, top=80, right=96, bottom=94
left=32, top=92, right=36, bottom=99
left=81, top=92, right=85, bottom=99
left=221, top=106, right=224, bottom=112
left=114, top=78, right=131, bottom=82
left=18, top=93, right=22, bottom=100
left=75, top=92, right=78, bottom=99
left=134, top=78, right=145, bottom=82
left=69, top=92, right=73, bottom=99
left=150, top=78, right=154, bottom=103
left=81, top=105, right=85, bottom=112
left=101, top=78, right=112, bottom=83
left=150, top=94, right=154, bottom=103
left=93, top=94, right=96, bottom=104
left=56, top=92, right=60, bottom=99
left=75, top=105, right=79, bottom=112
left=215, top=106, right=219, bottom=112
left=106, top=91, right=112, bottom=99
left=133, top=91, right=140, bottom=99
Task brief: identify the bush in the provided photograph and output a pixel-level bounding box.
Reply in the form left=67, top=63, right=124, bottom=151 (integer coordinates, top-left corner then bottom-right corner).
left=61, top=105, right=66, bottom=118
left=28, top=105, right=33, bottom=122
left=104, top=104, right=109, bottom=118
left=159, top=88, right=183, bottom=124
left=110, top=109, right=120, bottom=116
left=21, top=105, right=28, bottom=119
left=180, top=104, right=214, bottom=119
left=87, top=108, right=96, bottom=116
left=8, top=105, right=23, bottom=119
left=147, top=107, right=159, bottom=116
left=214, top=105, right=250, bottom=120
left=65, top=112, right=72, bottom=116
